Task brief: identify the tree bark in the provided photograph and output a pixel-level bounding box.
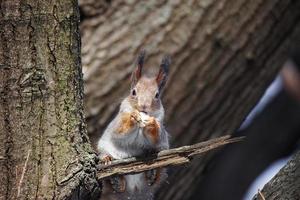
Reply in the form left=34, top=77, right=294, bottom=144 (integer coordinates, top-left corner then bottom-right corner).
left=253, top=151, right=300, bottom=200
left=0, top=1, right=100, bottom=199
left=80, top=0, right=300, bottom=199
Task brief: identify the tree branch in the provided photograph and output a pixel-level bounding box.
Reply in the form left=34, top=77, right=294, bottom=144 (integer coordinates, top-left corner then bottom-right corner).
left=97, top=135, right=244, bottom=179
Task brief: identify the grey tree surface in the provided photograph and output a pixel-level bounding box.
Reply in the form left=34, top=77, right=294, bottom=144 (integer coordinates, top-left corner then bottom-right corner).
left=80, top=0, right=300, bottom=199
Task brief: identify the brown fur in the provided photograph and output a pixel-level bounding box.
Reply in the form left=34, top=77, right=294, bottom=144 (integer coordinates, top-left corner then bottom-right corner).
left=154, top=168, right=162, bottom=183
left=117, top=112, right=136, bottom=134
left=156, top=69, right=165, bottom=86
left=102, top=155, right=113, bottom=162
left=143, top=117, right=160, bottom=144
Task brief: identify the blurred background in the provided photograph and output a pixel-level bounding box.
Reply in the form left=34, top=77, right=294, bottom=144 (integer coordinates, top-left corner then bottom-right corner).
left=78, top=1, right=300, bottom=199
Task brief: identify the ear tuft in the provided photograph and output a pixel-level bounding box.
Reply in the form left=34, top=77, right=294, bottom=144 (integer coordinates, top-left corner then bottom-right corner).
left=160, top=55, right=170, bottom=74
left=156, top=55, right=171, bottom=92
left=137, top=49, right=146, bottom=69
left=131, top=50, right=146, bottom=87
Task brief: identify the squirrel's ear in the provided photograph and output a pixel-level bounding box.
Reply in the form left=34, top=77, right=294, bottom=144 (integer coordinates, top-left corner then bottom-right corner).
left=156, top=55, right=170, bottom=92
left=131, top=50, right=146, bottom=87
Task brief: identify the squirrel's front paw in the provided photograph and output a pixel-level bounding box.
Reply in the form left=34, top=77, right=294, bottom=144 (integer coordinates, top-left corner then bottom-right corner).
left=131, top=110, right=151, bottom=128
left=109, top=176, right=126, bottom=193
left=100, top=155, right=113, bottom=165
left=143, top=117, right=160, bottom=144
left=131, top=110, right=141, bottom=123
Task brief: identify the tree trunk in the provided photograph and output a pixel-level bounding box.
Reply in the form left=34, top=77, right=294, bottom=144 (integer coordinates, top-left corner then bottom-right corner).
left=80, top=0, right=300, bottom=199
left=253, top=151, right=300, bottom=200
left=0, top=1, right=100, bottom=199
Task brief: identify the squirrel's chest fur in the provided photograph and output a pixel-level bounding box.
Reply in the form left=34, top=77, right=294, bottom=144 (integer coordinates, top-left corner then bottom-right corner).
left=100, top=126, right=157, bottom=159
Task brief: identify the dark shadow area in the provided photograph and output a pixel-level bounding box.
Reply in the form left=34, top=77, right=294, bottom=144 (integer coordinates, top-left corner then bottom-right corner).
left=194, top=49, right=300, bottom=200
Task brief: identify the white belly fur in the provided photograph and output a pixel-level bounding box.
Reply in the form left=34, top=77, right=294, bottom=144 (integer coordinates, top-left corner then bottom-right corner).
left=126, top=173, right=145, bottom=192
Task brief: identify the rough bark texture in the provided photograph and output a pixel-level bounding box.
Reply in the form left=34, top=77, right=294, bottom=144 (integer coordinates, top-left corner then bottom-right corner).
left=0, top=1, right=100, bottom=199
left=253, top=151, right=300, bottom=200
left=80, top=0, right=300, bottom=199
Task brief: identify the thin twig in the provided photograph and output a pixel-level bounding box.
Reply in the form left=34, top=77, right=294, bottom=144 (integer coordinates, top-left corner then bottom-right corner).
left=97, top=135, right=244, bottom=179
left=17, top=150, right=31, bottom=197
left=258, top=189, right=266, bottom=200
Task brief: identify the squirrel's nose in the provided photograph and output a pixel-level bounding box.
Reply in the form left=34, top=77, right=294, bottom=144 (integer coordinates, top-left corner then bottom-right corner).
left=139, top=105, right=148, bottom=114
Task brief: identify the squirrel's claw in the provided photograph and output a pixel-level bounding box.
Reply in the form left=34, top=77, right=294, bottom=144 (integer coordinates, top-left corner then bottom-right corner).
left=101, top=155, right=113, bottom=165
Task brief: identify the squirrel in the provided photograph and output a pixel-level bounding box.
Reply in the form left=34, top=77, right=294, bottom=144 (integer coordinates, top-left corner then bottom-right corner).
left=97, top=50, right=170, bottom=200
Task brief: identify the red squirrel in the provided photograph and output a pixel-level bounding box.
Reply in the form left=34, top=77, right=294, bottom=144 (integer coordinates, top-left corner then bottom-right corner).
left=97, top=51, right=170, bottom=199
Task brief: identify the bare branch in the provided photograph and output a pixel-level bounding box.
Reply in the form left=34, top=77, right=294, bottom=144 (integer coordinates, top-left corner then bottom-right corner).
left=97, top=135, right=244, bottom=179
left=258, top=190, right=266, bottom=200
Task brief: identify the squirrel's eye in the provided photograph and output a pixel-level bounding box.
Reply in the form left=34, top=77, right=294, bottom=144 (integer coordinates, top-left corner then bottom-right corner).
left=155, top=92, right=159, bottom=99
left=132, top=89, right=137, bottom=96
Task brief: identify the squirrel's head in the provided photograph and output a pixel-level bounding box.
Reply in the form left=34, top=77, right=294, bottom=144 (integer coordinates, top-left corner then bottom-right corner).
left=129, top=50, right=170, bottom=116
